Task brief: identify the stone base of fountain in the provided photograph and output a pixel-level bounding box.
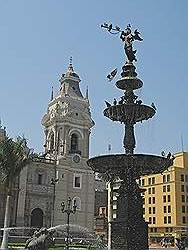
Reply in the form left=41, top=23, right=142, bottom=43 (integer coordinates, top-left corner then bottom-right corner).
left=111, top=220, right=148, bottom=250
left=88, top=154, right=173, bottom=250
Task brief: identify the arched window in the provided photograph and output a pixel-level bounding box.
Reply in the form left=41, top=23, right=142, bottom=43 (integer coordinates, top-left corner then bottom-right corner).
left=73, top=197, right=81, bottom=211
left=30, top=208, right=43, bottom=228
left=71, top=133, right=78, bottom=152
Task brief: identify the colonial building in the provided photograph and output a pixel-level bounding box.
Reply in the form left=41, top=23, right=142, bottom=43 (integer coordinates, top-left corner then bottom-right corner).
left=139, top=152, right=188, bottom=243
left=0, top=60, right=95, bottom=232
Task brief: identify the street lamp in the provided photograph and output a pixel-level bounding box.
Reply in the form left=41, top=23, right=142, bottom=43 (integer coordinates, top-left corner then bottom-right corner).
left=43, top=145, right=60, bottom=227
left=61, top=197, right=77, bottom=250
left=50, top=177, right=58, bottom=227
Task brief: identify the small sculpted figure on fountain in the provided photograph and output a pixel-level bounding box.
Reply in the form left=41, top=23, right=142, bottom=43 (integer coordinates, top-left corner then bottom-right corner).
left=25, top=227, right=55, bottom=250
left=101, top=23, right=143, bottom=63
left=120, top=25, right=143, bottom=62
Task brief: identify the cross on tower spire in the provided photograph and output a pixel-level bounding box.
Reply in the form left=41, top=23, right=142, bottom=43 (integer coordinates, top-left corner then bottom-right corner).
left=68, top=56, right=74, bottom=72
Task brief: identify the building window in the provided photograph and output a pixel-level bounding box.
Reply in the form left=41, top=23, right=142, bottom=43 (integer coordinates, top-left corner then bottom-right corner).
left=186, top=196, right=188, bottom=202
left=163, top=196, right=166, bottom=202
left=167, top=185, right=170, bottom=192
left=142, top=179, right=145, bottom=186
left=166, top=228, right=169, bottom=232
left=163, top=175, right=166, bottom=183
left=143, top=208, right=145, bottom=214
left=182, top=216, right=186, bottom=224
left=167, top=174, right=170, bottom=182
left=154, top=228, right=157, bottom=232
left=167, top=195, right=171, bottom=202
left=182, top=205, right=186, bottom=213
left=181, top=174, right=185, bottom=182
left=150, top=228, right=153, bottom=232
left=148, top=188, right=151, bottom=194
left=153, top=207, right=156, bottom=214
left=152, top=177, right=155, bottom=185
left=73, top=197, right=81, bottom=210
left=182, top=195, right=185, bottom=202
left=152, top=197, right=155, bottom=204
left=168, top=205, right=171, bottom=213
left=181, top=185, right=185, bottom=192
left=148, top=178, right=151, bottom=185
left=164, top=216, right=167, bottom=224
left=38, top=174, right=42, bottom=185
left=71, top=133, right=79, bottom=152
left=164, top=206, right=167, bottom=213
left=149, top=217, right=152, bottom=224
left=149, top=207, right=152, bottom=214
left=186, top=185, right=188, bottom=192
left=163, top=186, right=166, bottom=192
left=73, top=174, right=82, bottom=188
left=152, top=187, right=155, bottom=194
left=149, top=197, right=151, bottom=204
left=142, top=198, right=145, bottom=205
left=153, top=217, right=156, bottom=224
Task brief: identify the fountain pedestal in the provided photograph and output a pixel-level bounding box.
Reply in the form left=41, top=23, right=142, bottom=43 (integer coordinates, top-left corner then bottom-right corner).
left=88, top=154, right=173, bottom=250
left=111, top=176, right=148, bottom=250
left=111, top=220, right=148, bottom=250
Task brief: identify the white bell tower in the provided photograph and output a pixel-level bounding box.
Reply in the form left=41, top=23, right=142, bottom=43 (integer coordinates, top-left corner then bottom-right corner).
left=41, top=58, right=95, bottom=230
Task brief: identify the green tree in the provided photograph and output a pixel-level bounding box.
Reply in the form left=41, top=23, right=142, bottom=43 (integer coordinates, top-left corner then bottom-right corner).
left=0, top=136, right=33, bottom=250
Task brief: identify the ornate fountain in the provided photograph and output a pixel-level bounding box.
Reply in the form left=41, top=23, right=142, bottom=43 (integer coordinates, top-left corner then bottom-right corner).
left=87, top=23, right=174, bottom=250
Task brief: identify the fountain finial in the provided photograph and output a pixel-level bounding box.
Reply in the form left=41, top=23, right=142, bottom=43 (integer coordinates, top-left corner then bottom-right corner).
left=101, top=23, right=143, bottom=62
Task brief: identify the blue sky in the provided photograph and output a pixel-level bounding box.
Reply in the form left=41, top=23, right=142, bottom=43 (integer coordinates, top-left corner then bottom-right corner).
left=0, top=1, right=187, bottom=157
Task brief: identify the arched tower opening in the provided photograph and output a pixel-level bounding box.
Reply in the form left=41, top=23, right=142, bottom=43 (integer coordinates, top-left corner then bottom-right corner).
left=70, top=133, right=79, bottom=152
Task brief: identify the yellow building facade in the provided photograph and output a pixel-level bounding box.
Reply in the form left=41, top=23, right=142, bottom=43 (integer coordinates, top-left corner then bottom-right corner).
left=139, top=152, right=188, bottom=243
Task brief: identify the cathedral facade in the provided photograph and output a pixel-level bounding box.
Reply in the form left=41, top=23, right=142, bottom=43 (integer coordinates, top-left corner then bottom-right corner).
left=0, top=61, right=95, bottom=232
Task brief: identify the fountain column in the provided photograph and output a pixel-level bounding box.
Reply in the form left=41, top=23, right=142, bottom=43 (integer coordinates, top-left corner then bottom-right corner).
left=123, top=121, right=135, bottom=155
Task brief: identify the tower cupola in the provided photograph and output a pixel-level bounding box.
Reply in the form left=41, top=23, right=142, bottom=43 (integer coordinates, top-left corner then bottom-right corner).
left=58, top=57, right=83, bottom=98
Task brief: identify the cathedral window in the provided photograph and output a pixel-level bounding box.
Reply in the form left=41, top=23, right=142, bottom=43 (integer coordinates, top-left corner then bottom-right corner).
left=38, top=174, right=42, bottom=185
left=71, top=133, right=78, bottom=152
left=73, top=173, right=82, bottom=188
left=73, top=197, right=81, bottom=210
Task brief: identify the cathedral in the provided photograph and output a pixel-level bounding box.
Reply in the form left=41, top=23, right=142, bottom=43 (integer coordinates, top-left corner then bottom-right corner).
left=0, top=60, right=95, bottom=231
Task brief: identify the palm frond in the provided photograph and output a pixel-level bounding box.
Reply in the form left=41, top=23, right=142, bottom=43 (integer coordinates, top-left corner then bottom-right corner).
left=0, top=135, right=33, bottom=193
